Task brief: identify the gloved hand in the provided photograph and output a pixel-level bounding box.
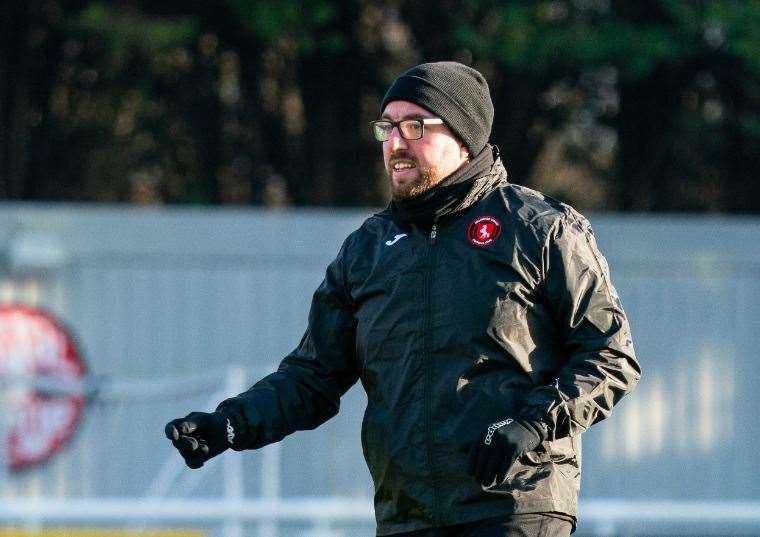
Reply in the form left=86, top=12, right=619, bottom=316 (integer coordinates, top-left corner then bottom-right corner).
left=164, top=411, right=235, bottom=469
left=467, top=418, right=547, bottom=487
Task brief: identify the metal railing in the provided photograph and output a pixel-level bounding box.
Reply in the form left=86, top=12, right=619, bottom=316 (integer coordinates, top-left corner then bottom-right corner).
left=3, top=370, right=760, bottom=536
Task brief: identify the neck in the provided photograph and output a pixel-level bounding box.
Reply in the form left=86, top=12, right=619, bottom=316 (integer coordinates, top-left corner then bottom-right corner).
left=390, top=145, right=495, bottom=224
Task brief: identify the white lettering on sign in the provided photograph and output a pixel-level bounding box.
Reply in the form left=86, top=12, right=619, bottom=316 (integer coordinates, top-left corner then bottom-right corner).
left=0, top=305, right=86, bottom=470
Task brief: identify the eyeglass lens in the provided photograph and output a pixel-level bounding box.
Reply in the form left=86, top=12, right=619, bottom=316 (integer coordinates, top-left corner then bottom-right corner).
left=373, top=120, right=423, bottom=141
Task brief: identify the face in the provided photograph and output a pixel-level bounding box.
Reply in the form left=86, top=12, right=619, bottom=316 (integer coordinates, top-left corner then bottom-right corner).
left=381, top=100, right=470, bottom=200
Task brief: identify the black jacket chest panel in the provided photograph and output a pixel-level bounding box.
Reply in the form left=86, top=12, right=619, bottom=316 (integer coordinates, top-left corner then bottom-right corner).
left=348, top=191, right=558, bottom=393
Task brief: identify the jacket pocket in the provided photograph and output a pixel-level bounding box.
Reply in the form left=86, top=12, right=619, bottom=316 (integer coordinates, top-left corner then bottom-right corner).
left=546, top=435, right=578, bottom=465
left=522, top=436, right=580, bottom=482
left=520, top=435, right=577, bottom=466
left=483, top=458, right=551, bottom=494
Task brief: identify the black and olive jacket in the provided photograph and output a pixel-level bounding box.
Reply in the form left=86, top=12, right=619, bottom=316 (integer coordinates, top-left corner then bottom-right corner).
left=217, top=155, right=641, bottom=535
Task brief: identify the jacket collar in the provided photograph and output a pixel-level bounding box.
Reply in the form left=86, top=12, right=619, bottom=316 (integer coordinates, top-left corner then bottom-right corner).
left=378, top=145, right=508, bottom=225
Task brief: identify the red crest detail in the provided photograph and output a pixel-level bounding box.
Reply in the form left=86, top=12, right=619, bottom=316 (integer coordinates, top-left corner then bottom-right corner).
left=467, top=216, right=502, bottom=247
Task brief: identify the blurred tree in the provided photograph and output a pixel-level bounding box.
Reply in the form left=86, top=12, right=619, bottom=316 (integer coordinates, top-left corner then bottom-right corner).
left=0, top=0, right=74, bottom=199
left=441, top=0, right=760, bottom=212
left=0, top=0, right=758, bottom=212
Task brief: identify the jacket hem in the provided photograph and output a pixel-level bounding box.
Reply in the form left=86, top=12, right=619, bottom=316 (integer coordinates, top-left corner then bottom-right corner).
left=375, top=499, right=577, bottom=535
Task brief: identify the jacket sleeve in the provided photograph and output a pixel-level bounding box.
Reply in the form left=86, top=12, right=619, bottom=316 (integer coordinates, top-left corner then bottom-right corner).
left=215, top=237, right=360, bottom=450
left=519, top=212, right=641, bottom=439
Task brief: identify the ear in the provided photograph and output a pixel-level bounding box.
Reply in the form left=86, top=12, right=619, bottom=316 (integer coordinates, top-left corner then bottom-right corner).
left=460, top=144, right=470, bottom=160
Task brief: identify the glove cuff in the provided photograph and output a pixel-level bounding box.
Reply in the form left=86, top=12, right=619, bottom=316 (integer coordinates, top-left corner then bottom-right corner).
left=214, top=407, right=248, bottom=451
left=516, top=404, right=555, bottom=437
left=514, top=417, right=549, bottom=445
left=215, top=397, right=270, bottom=451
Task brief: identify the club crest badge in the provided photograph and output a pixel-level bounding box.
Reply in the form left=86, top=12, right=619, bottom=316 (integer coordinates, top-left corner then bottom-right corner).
left=467, top=216, right=502, bottom=247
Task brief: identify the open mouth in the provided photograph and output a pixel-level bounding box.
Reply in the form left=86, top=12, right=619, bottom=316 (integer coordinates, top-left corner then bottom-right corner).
left=391, top=159, right=417, bottom=173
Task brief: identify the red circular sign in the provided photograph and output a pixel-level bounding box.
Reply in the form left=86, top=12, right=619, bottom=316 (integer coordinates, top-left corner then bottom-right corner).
left=0, top=305, right=86, bottom=470
left=467, top=216, right=502, bottom=247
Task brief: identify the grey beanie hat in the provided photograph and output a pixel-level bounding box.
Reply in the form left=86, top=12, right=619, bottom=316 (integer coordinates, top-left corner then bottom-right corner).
left=380, top=61, right=494, bottom=155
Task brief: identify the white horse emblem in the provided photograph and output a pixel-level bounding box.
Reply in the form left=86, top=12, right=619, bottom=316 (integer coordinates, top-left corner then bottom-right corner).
left=385, top=233, right=407, bottom=246
left=468, top=216, right=501, bottom=247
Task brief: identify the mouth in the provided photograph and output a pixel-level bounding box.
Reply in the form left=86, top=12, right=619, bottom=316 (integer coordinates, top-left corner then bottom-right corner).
left=390, top=159, right=417, bottom=175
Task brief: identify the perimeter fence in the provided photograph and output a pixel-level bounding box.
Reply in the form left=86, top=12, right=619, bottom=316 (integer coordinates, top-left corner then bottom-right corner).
left=0, top=204, right=759, bottom=536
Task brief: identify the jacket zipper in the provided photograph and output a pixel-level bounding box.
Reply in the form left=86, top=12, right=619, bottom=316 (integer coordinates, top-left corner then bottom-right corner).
left=423, top=220, right=439, bottom=524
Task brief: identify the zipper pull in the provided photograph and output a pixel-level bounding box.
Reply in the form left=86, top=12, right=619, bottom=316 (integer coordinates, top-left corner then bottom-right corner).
left=430, top=224, right=437, bottom=244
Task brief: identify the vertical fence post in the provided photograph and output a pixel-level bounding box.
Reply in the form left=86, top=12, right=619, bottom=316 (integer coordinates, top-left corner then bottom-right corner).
left=259, top=364, right=281, bottom=537
left=0, top=378, right=8, bottom=492
left=223, top=366, right=247, bottom=537
left=259, top=442, right=281, bottom=537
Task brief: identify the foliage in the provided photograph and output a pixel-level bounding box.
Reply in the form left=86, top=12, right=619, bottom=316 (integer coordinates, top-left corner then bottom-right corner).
left=1, top=0, right=759, bottom=212
left=226, top=0, right=345, bottom=53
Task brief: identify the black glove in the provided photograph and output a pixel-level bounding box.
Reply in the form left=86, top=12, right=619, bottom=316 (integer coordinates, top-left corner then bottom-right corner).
left=164, top=411, right=235, bottom=469
left=467, top=418, right=547, bottom=487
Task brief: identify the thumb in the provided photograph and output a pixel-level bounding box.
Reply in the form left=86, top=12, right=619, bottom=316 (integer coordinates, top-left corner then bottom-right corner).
left=164, top=422, right=179, bottom=441
left=178, top=418, right=200, bottom=435
left=165, top=415, right=202, bottom=441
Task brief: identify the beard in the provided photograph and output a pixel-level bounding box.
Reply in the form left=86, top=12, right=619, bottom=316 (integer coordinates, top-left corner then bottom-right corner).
left=391, top=167, right=441, bottom=200
left=388, top=155, right=445, bottom=200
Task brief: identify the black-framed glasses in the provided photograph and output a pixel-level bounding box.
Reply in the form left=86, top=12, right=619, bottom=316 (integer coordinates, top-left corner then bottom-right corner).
left=370, top=118, right=444, bottom=142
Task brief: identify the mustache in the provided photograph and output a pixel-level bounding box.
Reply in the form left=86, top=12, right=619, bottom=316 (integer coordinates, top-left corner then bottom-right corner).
left=388, top=151, right=417, bottom=167
left=389, top=150, right=415, bottom=161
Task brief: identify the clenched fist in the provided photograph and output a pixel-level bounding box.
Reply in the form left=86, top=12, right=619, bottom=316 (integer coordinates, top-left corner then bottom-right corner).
left=165, top=411, right=235, bottom=469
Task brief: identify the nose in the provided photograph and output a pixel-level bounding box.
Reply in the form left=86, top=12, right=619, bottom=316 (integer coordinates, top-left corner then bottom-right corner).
left=387, top=126, right=408, bottom=151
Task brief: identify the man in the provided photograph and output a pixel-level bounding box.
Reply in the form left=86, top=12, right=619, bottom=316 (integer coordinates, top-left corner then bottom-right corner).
left=165, top=62, right=641, bottom=537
